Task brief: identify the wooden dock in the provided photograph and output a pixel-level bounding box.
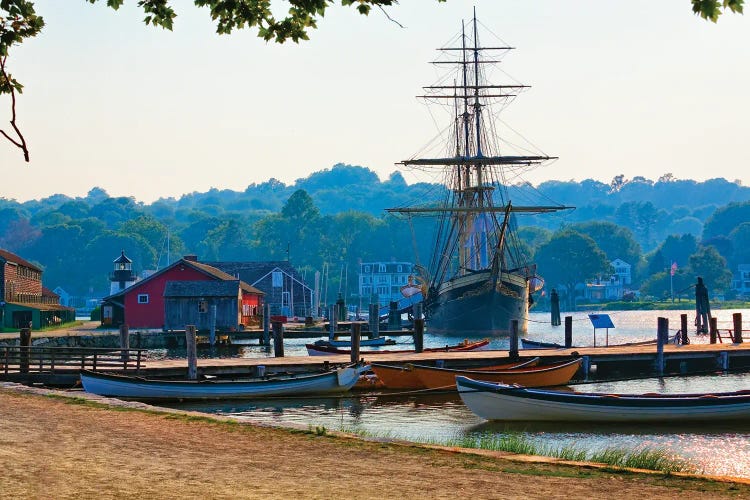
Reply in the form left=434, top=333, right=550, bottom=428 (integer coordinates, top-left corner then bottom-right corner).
left=4, top=342, right=750, bottom=386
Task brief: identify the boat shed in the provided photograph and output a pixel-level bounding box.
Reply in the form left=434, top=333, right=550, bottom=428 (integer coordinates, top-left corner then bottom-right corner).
left=100, top=256, right=264, bottom=330
left=164, top=280, right=249, bottom=331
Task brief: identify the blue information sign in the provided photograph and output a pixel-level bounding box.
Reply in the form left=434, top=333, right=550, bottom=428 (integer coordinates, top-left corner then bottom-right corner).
left=588, top=314, right=615, bottom=329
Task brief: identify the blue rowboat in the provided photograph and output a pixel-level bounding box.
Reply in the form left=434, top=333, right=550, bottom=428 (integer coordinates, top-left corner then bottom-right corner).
left=456, top=377, right=750, bottom=422
left=80, top=363, right=369, bottom=400
left=316, top=337, right=396, bottom=348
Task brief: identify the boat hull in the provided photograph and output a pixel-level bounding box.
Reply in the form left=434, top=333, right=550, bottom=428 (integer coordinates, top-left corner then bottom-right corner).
left=371, top=357, right=540, bottom=390
left=426, top=270, right=528, bottom=336
left=305, top=339, right=489, bottom=356
left=413, top=358, right=582, bottom=390
left=456, top=377, right=750, bottom=422
left=321, top=337, right=395, bottom=347
left=80, top=364, right=369, bottom=400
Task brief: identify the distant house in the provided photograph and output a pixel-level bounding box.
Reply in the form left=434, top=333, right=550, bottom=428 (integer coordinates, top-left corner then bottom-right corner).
left=610, top=258, right=632, bottom=286
left=206, top=261, right=314, bottom=318
left=0, top=248, right=75, bottom=328
left=358, top=261, right=414, bottom=306
left=100, top=256, right=264, bottom=330
left=732, top=264, right=750, bottom=297
left=581, top=259, right=631, bottom=303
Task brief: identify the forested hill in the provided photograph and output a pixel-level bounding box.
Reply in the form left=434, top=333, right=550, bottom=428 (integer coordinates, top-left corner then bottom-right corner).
left=1, top=163, right=749, bottom=299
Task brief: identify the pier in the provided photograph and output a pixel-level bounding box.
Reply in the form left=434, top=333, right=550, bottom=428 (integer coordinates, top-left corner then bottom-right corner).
left=3, top=341, right=750, bottom=386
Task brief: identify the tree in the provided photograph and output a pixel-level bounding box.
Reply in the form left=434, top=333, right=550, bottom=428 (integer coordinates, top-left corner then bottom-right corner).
left=570, top=221, right=641, bottom=267
left=534, top=230, right=610, bottom=310
left=689, top=245, right=733, bottom=293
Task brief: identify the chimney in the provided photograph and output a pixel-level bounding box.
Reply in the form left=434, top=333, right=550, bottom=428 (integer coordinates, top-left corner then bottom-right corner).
left=184, top=255, right=198, bottom=262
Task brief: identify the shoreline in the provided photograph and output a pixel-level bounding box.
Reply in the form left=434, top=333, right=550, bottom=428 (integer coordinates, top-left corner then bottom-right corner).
left=2, top=382, right=749, bottom=499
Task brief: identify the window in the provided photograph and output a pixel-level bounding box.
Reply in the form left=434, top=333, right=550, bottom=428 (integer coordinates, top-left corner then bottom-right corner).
left=397, top=265, right=402, bottom=273
left=137, top=294, right=149, bottom=304
left=272, top=271, right=283, bottom=288
left=379, top=264, right=386, bottom=273
left=364, top=265, right=371, bottom=274
left=198, top=300, right=208, bottom=313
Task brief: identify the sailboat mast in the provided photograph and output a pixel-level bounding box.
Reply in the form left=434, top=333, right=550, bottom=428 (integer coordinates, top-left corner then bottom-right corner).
left=472, top=8, right=484, bottom=161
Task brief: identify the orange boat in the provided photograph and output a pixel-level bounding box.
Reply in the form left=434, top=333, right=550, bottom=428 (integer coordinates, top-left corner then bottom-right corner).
left=370, top=357, right=540, bottom=390
left=412, top=358, right=583, bottom=390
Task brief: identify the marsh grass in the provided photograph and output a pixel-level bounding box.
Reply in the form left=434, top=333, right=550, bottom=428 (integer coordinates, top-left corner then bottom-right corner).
left=344, top=427, right=690, bottom=474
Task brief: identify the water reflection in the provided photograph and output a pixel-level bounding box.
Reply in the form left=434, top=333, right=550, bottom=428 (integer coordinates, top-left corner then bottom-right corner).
left=163, top=371, right=750, bottom=479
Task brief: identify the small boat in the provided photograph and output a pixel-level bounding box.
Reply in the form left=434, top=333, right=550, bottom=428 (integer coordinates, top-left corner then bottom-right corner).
left=411, top=358, right=583, bottom=390
left=520, top=337, right=672, bottom=350
left=315, top=337, right=396, bottom=348
left=305, top=339, right=490, bottom=356
left=79, top=363, right=370, bottom=400
left=456, top=377, right=750, bottom=422
left=371, top=357, right=540, bottom=390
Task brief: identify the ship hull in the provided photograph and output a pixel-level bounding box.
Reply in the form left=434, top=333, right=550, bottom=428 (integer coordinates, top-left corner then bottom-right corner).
left=425, top=270, right=528, bottom=336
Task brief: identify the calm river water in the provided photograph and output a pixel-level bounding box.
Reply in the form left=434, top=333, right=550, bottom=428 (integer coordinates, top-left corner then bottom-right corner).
left=162, top=309, right=750, bottom=478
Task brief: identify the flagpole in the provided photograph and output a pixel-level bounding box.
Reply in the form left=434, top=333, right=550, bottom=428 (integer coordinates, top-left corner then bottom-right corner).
left=670, top=260, right=674, bottom=302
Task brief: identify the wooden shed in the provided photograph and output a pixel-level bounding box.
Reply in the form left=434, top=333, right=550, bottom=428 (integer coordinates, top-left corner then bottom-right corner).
left=164, top=280, right=246, bottom=331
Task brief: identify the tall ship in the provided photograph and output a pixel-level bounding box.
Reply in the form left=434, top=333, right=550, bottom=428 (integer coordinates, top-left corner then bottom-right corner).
left=388, top=11, right=571, bottom=336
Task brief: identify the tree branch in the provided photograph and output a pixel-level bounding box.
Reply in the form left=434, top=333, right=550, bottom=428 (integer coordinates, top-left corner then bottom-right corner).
left=377, top=5, right=405, bottom=29
left=0, top=55, right=30, bottom=162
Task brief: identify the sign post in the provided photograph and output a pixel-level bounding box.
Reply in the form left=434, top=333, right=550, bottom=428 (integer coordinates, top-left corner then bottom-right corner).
left=588, top=314, right=615, bottom=347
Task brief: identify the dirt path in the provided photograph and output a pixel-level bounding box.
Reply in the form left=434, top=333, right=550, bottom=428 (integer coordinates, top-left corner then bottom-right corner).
left=0, top=385, right=747, bottom=500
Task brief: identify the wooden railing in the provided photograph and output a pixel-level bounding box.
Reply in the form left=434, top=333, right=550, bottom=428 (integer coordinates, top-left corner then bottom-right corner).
left=1, top=346, right=144, bottom=377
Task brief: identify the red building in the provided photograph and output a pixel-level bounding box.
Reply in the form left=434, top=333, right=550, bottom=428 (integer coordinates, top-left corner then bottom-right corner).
left=100, top=256, right=264, bottom=330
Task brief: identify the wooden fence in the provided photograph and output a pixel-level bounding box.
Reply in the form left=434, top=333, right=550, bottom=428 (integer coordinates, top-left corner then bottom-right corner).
left=1, top=346, right=144, bottom=378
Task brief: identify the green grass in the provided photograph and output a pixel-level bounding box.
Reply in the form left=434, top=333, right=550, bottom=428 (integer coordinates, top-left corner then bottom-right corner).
left=344, top=427, right=690, bottom=474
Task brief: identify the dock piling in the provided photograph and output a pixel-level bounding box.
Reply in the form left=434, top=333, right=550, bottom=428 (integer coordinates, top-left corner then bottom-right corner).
left=272, top=320, right=284, bottom=357
left=733, top=313, right=743, bottom=344
left=710, top=317, right=718, bottom=344
left=350, top=323, right=361, bottom=364
left=509, top=319, right=519, bottom=360
left=19, top=327, right=31, bottom=374
left=329, top=305, right=336, bottom=341
left=581, top=355, right=590, bottom=381
left=262, top=303, right=270, bottom=346
left=370, top=303, right=380, bottom=339
left=414, top=318, right=424, bottom=353
left=656, top=317, right=668, bottom=376
left=564, top=316, right=572, bottom=348
left=119, top=324, right=130, bottom=363
left=718, top=351, right=729, bottom=371
left=680, top=314, right=689, bottom=345
left=186, top=325, right=197, bottom=380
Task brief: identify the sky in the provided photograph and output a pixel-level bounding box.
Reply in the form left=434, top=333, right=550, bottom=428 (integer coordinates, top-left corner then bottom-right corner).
left=1, top=0, right=749, bottom=203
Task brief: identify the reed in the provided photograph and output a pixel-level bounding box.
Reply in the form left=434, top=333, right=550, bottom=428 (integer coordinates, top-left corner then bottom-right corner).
left=346, top=427, right=690, bottom=474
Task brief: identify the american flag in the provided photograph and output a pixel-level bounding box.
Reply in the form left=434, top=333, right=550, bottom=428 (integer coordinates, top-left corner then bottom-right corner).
left=670, top=261, right=678, bottom=276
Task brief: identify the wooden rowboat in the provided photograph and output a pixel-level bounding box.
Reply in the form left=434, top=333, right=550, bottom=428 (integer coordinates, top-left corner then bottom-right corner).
left=456, top=377, right=750, bottom=422
left=80, top=363, right=370, bottom=400
left=371, top=357, right=540, bottom=390
left=305, top=339, right=490, bottom=356
left=412, top=358, right=583, bottom=390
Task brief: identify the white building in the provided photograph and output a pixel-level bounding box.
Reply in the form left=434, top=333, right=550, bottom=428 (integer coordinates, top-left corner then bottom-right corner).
left=359, top=261, right=414, bottom=306
left=610, top=258, right=632, bottom=285
left=732, top=264, right=750, bottom=297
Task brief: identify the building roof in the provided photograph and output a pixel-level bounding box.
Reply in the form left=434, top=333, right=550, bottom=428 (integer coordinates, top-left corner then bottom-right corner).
left=206, top=261, right=311, bottom=291
left=42, top=287, right=59, bottom=298
left=5, top=301, right=74, bottom=312
left=113, top=250, right=132, bottom=264
left=102, top=257, right=263, bottom=301
left=0, top=249, right=42, bottom=272
left=164, top=280, right=242, bottom=298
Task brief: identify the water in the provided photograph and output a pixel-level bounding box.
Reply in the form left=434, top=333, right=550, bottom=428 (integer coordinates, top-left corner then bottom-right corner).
left=157, top=308, right=747, bottom=359
left=159, top=309, right=750, bottom=478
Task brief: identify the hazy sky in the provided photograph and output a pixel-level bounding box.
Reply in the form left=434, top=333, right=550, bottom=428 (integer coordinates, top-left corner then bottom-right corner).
left=1, top=0, right=748, bottom=203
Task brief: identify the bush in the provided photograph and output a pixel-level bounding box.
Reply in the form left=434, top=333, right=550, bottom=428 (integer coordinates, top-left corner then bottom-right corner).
left=90, top=306, right=101, bottom=321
